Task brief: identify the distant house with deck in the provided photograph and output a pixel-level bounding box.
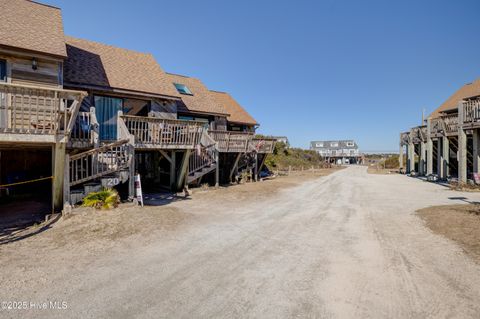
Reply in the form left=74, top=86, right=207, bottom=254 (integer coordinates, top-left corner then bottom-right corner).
left=310, top=140, right=363, bottom=164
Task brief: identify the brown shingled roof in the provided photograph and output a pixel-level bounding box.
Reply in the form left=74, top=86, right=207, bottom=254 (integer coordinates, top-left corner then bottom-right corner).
left=0, top=0, right=67, bottom=58
left=166, top=73, right=228, bottom=116
left=64, top=36, right=180, bottom=99
left=210, top=90, right=258, bottom=126
left=430, top=78, right=480, bottom=118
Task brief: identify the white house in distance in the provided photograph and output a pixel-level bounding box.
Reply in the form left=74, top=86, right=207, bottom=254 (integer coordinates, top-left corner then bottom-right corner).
left=310, top=140, right=363, bottom=164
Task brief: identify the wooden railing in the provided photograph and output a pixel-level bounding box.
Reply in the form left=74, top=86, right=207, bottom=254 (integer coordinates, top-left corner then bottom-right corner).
left=463, top=99, right=480, bottom=123
left=443, top=114, right=458, bottom=135
left=68, top=139, right=132, bottom=187
left=188, top=143, right=217, bottom=176
left=430, top=118, right=444, bottom=137
left=209, top=130, right=253, bottom=152
left=400, top=132, right=410, bottom=146
left=0, top=82, right=85, bottom=136
left=249, top=138, right=277, bottom=154
left=121, top=115, right=205, bottom=149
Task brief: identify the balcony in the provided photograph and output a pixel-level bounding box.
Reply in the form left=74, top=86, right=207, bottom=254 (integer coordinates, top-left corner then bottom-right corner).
left=430, top=118, right=445, bottom=138
left=121, top=115, right=206, bottom=149
left=462, top=98, right=480, bottom=127
left=0, top=82, right=85, bottom=144
left=249, top=137, right=277, bottom=154
left=442, top=114, right=458, bottom=136
left=209, top=130, right=253, bottom=152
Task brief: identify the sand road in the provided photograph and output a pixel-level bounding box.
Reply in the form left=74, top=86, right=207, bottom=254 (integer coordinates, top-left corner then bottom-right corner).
left=1, top=166, right=480, bottom=318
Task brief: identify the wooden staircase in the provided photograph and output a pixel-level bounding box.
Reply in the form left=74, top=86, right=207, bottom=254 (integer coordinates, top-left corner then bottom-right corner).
left=64, top=139, right=134, bottom=204
left=186, top=132, right=218, bottom=185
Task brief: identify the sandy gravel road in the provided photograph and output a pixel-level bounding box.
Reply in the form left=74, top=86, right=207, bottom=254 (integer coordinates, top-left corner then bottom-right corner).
left=2, top=166, right=480, bottom=318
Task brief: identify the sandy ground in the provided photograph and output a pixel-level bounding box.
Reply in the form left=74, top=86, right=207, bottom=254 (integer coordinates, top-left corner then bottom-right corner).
left=417, top=204, right=480, bottom=263
left=1, top=166, right=480, bottom=318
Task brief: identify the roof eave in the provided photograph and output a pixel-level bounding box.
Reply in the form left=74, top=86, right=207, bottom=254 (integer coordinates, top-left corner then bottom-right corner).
left=64, top=81, right=182, bottom=100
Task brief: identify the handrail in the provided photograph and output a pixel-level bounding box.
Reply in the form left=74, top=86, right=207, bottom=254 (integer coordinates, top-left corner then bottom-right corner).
left=209, top=130, right=253, bottom=152
left=70, top=139, right=129, bottom=160
left=69, top=139, right=131, bottom=187
left=249, top=137, right=277, bottom=154
left=0, top=82, right=87, bottom=97
left=442, top=114, right=458, bottom=134
left=463, top=99, right=480, bottom=123
left=0, top=82, right=85, bottom=136
left=188, top=143, right=217, bottom=176
left=121, top=115, right=205, bottom=148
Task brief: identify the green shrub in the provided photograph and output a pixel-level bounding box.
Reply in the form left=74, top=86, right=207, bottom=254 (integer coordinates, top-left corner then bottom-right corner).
left=82, top=188, right=120, bottom=210
left=264, top=142, right=324, bottom=170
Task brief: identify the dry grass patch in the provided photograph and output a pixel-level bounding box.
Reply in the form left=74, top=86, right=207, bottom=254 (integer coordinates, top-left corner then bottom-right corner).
left=417, top=204, right=480, bottom=263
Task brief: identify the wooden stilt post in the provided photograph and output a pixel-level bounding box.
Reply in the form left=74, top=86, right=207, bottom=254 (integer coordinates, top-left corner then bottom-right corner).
left=254, top=153, right=258, bottom=182
left=176, top=150, right=191, bottom=191
left=63, top=153, right=70, bottom=210
left=53, top=141, right=66, bottom=211
left=473, top=128, right=480, bottom=175
left=426, top=118, right=433, bottom=175
left=437, top=138, right=443, bottom=178
left=229, top=153, right=242, bottom=183
left=442, top=136, right=449, bottom=179
left=170, top=151, right=176, bottom=191
left=458, top=101, right=467, bottom=183
left=399, top=133, right=404, bottom=172
left=408, top=142, right=415, bottom=174
left=215, top=150, right=219, bottom=188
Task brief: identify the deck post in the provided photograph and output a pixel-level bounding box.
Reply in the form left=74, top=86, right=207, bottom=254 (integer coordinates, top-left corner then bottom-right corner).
left=473, top=129, right=480, bottom=175
left=53, top=141, right=66, bottom=211
left=426, top=119, right=433, bottom=175
left=419, top=142, right=426, bottom=175
left=170, top=151, right=176, bottom=191
left=63, top=153, right=70, bottom=209
left=399, top=133, right=404, bottom=172
left=408, top=142, right=415, bottom=174
left=176, top=150, right=191, bottom=191
left=215, top=150, right=219, bottom=188
left=437, top=138, right=443, bottom=178
left=128, top=145, right=135, bottom=200
left=254, top=152, right=258, bottom=182
left=458, top=101, right=467, bottom=183
left=229, top=153, right=242, bottom=183
left=442, top=136, right=449, bottom=179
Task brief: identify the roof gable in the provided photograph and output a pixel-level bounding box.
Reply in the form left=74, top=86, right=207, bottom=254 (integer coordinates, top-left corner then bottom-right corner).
left=0, top=0, right=67, bottom=58
left=210, top=90, right=258, bottom=126
left=64, top=36, right=180, bottom=98
left=166, top=73, right=228, bottom=116
left=430, top=78, right=480, bottom=118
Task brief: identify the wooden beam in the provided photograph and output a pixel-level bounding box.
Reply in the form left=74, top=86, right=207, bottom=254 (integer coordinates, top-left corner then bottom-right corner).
left=257, top=154, right=267, bottom=174
left=169, top=151, right=176, bottom=191
left=229, top=153, right=242, bottom=182
left=176, top=150, right=191, bottom=191
left=159, top=149, right=172, bottom=163
left=215, top=150, right=219, bottom=187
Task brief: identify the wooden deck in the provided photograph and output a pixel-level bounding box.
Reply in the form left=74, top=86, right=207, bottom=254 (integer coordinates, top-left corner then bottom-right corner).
left=0, top=82, right=85, bottom=144
left=121, top=115, right=206, bottom=150
left=209, top=130, right=253, bottom=153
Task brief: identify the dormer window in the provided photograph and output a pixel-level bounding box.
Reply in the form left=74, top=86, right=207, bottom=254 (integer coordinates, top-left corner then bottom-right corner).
left=174, top=83, right=192, bottom=95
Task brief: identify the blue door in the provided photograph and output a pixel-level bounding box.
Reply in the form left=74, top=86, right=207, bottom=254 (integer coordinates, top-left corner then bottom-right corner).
left=94, top=96, right=123, bottom=140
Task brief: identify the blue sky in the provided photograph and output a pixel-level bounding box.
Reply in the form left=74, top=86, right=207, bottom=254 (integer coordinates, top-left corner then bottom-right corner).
left=45, top=0, right=480, bottom=151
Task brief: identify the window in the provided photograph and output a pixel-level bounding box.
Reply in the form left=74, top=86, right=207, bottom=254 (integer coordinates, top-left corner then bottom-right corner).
left=330, top=142, right=338, bottom=147
left=174, top=83, right=192, bottom=95
left=0, top=60, right=6, bottom=82
left=346, top=142, right=354, bottom=147
left=315, top=142, right=323, bottom=147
